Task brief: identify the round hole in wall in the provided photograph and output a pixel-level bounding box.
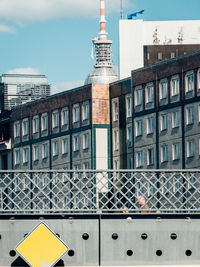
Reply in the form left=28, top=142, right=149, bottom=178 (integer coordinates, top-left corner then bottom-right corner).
left=56, top=233, right=60, bottom=238
left=127, top=250, right=133, bottom=256
left=141, top=233, right=148, bottom=240
left=156, top=250, right=162, bottom=256
left=112, top=233, right=118, bottom=240
left=82, top=233, right=89, bottom=240
left=9, top=250, right=16, bottom=257
left=185, top=250, right=192, bottom=256
left=68, top=250, right=75, bottom=257
left=170, top=233, right=177, bottom=240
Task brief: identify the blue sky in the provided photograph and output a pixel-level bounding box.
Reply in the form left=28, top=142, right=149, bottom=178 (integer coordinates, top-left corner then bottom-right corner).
left=0, top=0, right=200, bottom=94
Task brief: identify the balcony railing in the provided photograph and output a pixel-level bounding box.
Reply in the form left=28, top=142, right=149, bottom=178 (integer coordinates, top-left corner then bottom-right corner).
left=0, top=170, right=199, bottom=214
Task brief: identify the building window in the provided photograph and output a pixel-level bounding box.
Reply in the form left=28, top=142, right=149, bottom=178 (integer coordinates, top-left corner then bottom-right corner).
left=62, top=139, right=68, bottom=154
left=52, top=110, right=59, bottom=129
left=126, top=95, right=132, bottom=118
left=136, top=151, right=143, bottom=168
left=61, top=107, right=69, bottom=127
left=186, top=140, right=194, bottom=158
left=146, top=117, right=154, bottom=135
left=14, top=121, right=20, bottom=138
left=159, top=80, right=168, bottom=100
left=171, top=76, right=180, bottom=96
left=171, top=52, right=175, bottom=58
left=160, top=114, right=168, bottom=131
left=172, top=143, right=180, bottom=160
left=22, top=119, right=29, bottom=136
left=185, top=72, right=194, bottom=93
left=41, top=114, right=48, bottom=131
left=172, top=111, right=180, bottom=128
left=161, top=146, right=168, bottom=163
left=83, top=133, right=89, bottom=150
left=73, top=135, right=80, bottom=152
left=22, top=148, right=29, bottom=163
left=53, top=141, right=59, bottom=156
left=147, top=148, right=154, bottom=165
left=135, top=120, right=143, bottom=136
left=198, top=69, right=200, bottom=90
left=42, top=143, right=48, bottom=159
left=186, top=107, right=194, bottom=125
left=112, top=98, right=119, bottom=121
left=73, top=104, right=80, bottom=123
left=146, top=84, right=154, bottom=103
left=127, top=126, right=133, bottom=148
left=158, top=52, right=162, bottom=60
left=82, top=101, right=89, bottom=121
left=33, top=116, right=39, bottom=134
left=15, top=150, right=21, bottom=165
left=113, top=130, right=119, bottom=151
left=33, top=145, right=39, bottom=161
left=83, top=162, right=90, bottom=170
left=135, top=88, right=143, bottom=106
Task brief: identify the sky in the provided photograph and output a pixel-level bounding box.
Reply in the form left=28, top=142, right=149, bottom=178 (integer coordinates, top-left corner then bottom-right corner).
left=0, top=0, right=200, bottom=94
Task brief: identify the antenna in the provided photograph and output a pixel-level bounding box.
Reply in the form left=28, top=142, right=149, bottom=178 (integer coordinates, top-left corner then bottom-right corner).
left=120, top=0, right=123, bottom=19
left=99, top=0, right=107, bottom=40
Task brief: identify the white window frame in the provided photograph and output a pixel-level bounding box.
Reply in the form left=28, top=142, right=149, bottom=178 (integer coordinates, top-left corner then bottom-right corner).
left=52, top=140, right=59, bottom=156
left=159, top=79, right=168, bottom=100
left=73, top=135, right=80, bottom=152
left=33, top=145, right=39, bottom=161
left=23, top=148, right=29, bottom=163
left=113, top=129, right=119, bottom=151
left=41, top=113, right=48, bottom=131
left=145, top=83, right=154, bottom=104
left=126, top=94, right=132, bottom=118
left=127, top=126, right=133, bottom=148
left=136, top=120, right=143, bottom=136
left=62, top=138, right=68, bottom=154
left=146, top=117, right=154, bottom=135
left=83, top=162, right=90, bottom=170
left=22, top=119, right=29, bottom=136
left=171, top=75, right=180, bottom=96
left=52, top=110, right=59, bottom=129
left=15, top=150, right=21, bottom=165
left=42, top=143, right=48, bottom=159
left=161, top=145, right=168, bottom=163
left=61, top=107, right=69, bottom=127
left=32, top=116, right=39, bottom=134
left=112, top=98, right=119, bottom=121
left=172, top=143, right=180, bottom=161
left=147, top=148, right=154, bottom=165
left=186, top=140, right=195, bottom=158
left=83, top=133, right=89, bottom=150
left=136, top=151, right=143, bottom=168
left=73, top=104, right=80, bottom=123
left=135, top=87, right=143, bottom=106
left=14, top=121, right=20, bottom=138
left=160, top=114, right=168, bottom=131
left=82, top=101, right=89, bottom=121
left=186, top=107, right=194, bottom=125
left=185, top=71, right=194, bottom=93
left=172, top=111, right=180, bottom=128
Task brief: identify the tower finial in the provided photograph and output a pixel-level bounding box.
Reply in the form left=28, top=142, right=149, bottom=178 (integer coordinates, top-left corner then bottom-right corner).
left=99, top=0, right=107, bottom=40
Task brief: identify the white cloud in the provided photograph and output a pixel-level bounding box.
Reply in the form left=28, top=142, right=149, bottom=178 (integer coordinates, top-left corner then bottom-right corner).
left=0, top=0, right=131, bottom=23
left=6, top=67, right=41, bottom=75
left=52, top=80, right=84, bottom=94
left=0, top=24, right=15, bottom=34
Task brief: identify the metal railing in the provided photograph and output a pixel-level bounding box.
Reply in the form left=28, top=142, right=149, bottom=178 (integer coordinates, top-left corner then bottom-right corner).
left=0, top=170, right=199, bottom=214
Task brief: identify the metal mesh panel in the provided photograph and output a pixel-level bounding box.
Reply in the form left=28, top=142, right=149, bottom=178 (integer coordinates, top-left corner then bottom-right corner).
left=0, top=170, right=199, bottom=214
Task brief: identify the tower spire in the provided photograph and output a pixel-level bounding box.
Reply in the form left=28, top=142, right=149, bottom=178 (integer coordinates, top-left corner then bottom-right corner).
left=99, top=0, right=107, bottom=40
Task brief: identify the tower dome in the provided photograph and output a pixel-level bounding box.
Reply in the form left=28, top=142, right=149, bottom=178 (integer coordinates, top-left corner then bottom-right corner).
left=84, top=0, right=118, bottom=85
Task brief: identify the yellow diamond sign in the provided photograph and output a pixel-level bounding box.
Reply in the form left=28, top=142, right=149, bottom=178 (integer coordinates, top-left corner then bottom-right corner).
left=16, top=223, right=68, bottom=267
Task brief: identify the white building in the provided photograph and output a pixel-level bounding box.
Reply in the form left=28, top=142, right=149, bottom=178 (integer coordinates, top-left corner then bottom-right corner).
left=0, top=74, right=50, bottom=111
left=119, top=19, right=200, bottom=79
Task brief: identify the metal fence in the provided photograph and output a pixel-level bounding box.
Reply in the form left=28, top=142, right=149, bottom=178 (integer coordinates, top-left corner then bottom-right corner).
left=0, top=170, right=200, bottom=214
